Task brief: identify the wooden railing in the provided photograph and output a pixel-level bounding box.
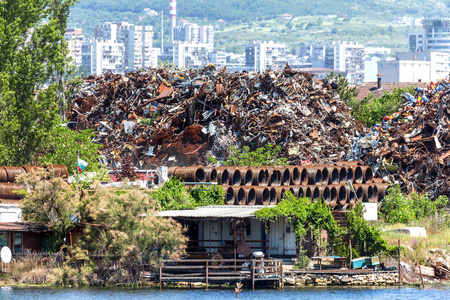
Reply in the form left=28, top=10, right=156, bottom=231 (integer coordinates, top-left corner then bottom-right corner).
left=159, top=258, right=282, bottom=290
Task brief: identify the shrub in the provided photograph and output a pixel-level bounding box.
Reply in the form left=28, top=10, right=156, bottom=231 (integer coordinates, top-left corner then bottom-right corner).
left=225, top=144, right=287, bottom=167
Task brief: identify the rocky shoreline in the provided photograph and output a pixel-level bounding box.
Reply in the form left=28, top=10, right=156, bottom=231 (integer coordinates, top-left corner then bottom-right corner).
left=283, top=271, right=399, bottom=286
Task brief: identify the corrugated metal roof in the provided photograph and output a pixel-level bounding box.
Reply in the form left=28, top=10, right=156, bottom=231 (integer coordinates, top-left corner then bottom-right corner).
left=157, top=205, right=274, bottom=218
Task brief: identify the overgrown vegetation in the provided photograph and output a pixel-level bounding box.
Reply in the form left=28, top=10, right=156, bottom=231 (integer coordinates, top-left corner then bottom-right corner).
left=17, top=173, right=188, bottom=286
left=347, top=87, right=416, bottom=127
left=153, top=177, right=225, bottom=211
left=381, top=185, right=449, bottom=224
left=224, top=144, right=287, bottom=167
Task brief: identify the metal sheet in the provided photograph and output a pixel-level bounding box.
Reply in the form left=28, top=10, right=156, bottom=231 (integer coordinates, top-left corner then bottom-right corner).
left=157, top=205, right=274, bottom=218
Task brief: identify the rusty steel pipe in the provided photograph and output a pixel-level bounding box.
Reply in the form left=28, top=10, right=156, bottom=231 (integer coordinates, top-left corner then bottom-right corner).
left=299, top=167, right=308, bottom=185
left=279, top=168, right=291, bottom=186
left=169, top=166, right=206, bottom=182
left=353, top=185, right=364, bottom=203
left=272, top=186, right=286, bottom=203
left=361, top=166, right=373, bottom=183
left=205, top=167, right=214, bottom=182
left=227, top=168, right=241, bottom=186
left=329, top=186, right=338, bottom=207
left=353, top=166, right=364, bottom=184
left=267, top=168, right=281, bottom=186
left=288, top=167, right=301, bottom=185
left=269, top=188, right=277, bottom=205
left=376, top=183, right=391, bottom=201
left=298, top=186, right=305, bottom=198
left=240, top=168, right=253, bottom=186
left=215, top=168, right=229, bottom=185
left=327, top=167, right=339, bottom=184
left=305, top=186, right=313, bottom=200
left=45, top=165, right=69, bottom=179
left=240, top=186, right=256, bottom=205
left=287, top=185, right=300, bottom=197
left=4, top=166, right=26, bottom=182
left=311, top=186, right=321, bottom=201
left=225, top=186, right=235, bottom=205
left=338, top=167, right=347, bottom=183
left=346, top=167, right=354, bottom=184
left=320, top=167, right=329, bottom=185
left=236, top=187, right=246, bottom=205
left=252, top=168, right=269, bottom=186
left=209, top=168, right=218, bottom=182
left=318, top=186, right=331, bottom=204
left=21, top=166, right=45, bottom=175
left=306, top=167, right=322, bottom=185
left=0, top=183, right=25, bottom=199
left=347, top=186, right=356, bottom=207
left=0, top=167, right=7, bottom=182
left=254, top=187, right=270, bottom=205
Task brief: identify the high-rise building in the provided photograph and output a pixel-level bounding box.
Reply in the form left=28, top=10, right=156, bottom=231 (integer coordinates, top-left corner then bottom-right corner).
left=332, top=41, right=365, bottom=85
left=166, top=42, right=214, bottom=69
left=173, top=21, right=214, bottom=45
left=422, top=19, right=450, bottom=52
left=245, top=41, right=286, bottom=71
left=65, top=28, right=84, bottom=66
left=81, top=40, right=125, bottom=75
left=93, top=22, right=157, bottom=71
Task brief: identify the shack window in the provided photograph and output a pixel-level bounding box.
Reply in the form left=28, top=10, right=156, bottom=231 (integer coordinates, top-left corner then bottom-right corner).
left=14, top=233, right=22, bottom=253
left=0, top=232, right=7, bottom=248
left=229, top=218, right=251, bottom=237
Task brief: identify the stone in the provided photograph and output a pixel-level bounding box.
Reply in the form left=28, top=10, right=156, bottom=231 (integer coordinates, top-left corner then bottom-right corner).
left=389, top=227, right=427, bottom=237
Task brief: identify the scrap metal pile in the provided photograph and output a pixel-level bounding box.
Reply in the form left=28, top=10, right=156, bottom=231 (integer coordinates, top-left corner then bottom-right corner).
left=362, top=78, right=450, bottom=199
left=68, top=67, right=368, bottom=169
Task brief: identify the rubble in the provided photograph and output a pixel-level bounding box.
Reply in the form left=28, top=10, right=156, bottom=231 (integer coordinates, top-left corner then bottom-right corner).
left=68, top=66, right=368, bottom=169
left=361, top=77, right=450, bottom=199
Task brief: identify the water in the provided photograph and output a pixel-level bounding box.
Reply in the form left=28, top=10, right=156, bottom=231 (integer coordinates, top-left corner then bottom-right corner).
left=0, top=286, right=449, bottom=300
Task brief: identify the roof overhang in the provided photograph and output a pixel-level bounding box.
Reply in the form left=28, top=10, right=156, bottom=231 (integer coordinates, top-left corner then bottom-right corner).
left=157, top=205, right=275, bottom=219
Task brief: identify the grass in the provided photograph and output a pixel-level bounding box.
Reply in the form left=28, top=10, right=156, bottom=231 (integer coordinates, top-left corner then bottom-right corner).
left=378, top=220, right=450, bottom=267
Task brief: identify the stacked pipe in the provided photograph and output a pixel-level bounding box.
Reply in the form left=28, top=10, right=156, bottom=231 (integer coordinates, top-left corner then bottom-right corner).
left=0, top=165, right=69, bottom=203
left=168, top=163, right=389, bottom=209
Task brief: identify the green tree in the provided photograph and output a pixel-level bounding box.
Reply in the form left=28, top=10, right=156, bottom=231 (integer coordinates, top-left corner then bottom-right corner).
left=225, top=144, right=287, bottom=167
left=325, top=72, right=358, bottom=103
left=0, top=0, right=76, bottom=166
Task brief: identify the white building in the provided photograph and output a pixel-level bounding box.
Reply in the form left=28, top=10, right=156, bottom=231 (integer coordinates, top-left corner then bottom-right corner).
left=209, top=51, right=227, bottom=67
left=378, top=51, right=450, bottom=82
left=245, top=41, right=286, bottom=71
left=94, top=22, right=157, bottom=71
left=65, top=31, right=84, bottom=66
left=332, top=41, right=365, bottom=85
left=173, top=21, right=214, bottom=45
left=409, top=19, right=450, bottom=52
left=166, top=43, right=214, bottom=69
left=0, top=204, right=21, bottom=223
left=409, top=32, right=425, bottom=51
left=81, top=40, right=125, bottom=75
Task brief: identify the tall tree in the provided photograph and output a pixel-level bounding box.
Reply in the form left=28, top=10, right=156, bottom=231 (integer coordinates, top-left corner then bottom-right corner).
left=0, top=0, right=76, bottom=166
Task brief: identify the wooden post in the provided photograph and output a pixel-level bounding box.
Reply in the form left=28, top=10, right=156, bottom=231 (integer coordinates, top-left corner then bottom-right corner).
left=159, top=260, right=163, bottom=290
left=206, top=260, right=209, bottom=288
left=252, top=260, right=255, bottom=291
left=398, top=239, right=401, bottom=284
left=349, top=234, right=352, bottom=269
left=280, top=260, right=283, bottom=289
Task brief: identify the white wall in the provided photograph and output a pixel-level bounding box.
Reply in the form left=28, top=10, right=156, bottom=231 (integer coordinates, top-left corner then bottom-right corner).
left=0, top=205, right=22, bottom=222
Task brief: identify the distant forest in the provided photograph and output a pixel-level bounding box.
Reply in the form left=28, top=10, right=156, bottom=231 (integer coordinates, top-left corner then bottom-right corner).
left=72, top=0, right=449, bottom=23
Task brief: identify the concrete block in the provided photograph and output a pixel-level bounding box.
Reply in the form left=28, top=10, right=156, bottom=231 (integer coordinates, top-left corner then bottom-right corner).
left=390, top=227, right=426, bottom=237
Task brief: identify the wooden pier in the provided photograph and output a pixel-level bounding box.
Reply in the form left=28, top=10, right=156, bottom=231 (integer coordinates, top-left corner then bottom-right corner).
left=159, top=258, right=283, bottom=290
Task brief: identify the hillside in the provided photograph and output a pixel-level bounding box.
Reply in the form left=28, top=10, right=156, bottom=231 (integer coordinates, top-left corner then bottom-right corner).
left=68, top=0, right=450, bottom=51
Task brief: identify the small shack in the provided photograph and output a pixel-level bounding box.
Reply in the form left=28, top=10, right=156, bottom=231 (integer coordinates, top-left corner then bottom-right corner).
left=158, top=205, right=298, bottom=258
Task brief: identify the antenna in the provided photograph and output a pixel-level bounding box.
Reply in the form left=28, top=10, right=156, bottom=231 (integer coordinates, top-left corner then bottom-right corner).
left=161, top=11, right=164, bottom=53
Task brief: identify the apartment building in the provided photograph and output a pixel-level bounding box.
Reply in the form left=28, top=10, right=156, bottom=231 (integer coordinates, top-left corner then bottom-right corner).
left=173, top=21, right=214, bottom=45
left=166, top=42, right=214, bottom=69
left=245, top=41, right=286, bottom=71
left=65, top=28, right=84, bottom=66
left=378, top=51, right=450, bottom=83
left=81, top=40, right=125, bottom=75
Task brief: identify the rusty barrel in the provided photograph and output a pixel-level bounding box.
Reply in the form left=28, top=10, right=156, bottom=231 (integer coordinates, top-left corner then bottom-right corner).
left=4, top=166, right=26, bottom=182
left=306, top=167, right=322, bottom=185
left=267, top=167, right=281, bottom=187
left=0, top=167, right=7, bottom=182
left=0, top=183, right=25, bottom=199
left=252, top=168, right=269, bottom=186
left=45, top=165, right=69, bottom=179
left=240, top=168, right=253, bottom=186
left=327, top=167, right=339, bottom=184
left=254, top=187, right=270, bottom=205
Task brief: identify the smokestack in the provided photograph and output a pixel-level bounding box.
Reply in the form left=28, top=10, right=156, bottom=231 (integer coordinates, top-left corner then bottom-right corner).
left=376, top=73, right=382, bottom=89
left=170, top=0, right=176, bottom=44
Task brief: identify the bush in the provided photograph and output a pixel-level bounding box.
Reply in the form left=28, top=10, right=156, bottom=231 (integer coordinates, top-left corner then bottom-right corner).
left=191, top=185, right=225, bottom=206
left=153, top=178, right=195, bottom=211
left=381, top=185, right=448, bottom=224
left=225, top=144, right=287, bottom=167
